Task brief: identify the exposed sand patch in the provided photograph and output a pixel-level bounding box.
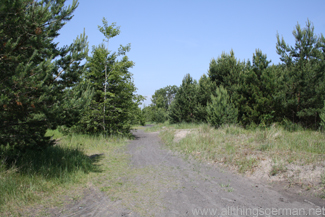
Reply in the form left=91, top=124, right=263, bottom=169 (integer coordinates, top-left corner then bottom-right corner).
left=173, top=129, right=194, bottom=143
left=249, top=157, right=325, bottom=190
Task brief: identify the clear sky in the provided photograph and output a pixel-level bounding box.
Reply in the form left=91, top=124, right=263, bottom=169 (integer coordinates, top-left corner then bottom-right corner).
left=57, top=0, right=325, bottom=106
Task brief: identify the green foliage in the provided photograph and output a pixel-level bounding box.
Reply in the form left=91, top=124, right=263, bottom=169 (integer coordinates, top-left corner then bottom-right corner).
left=142, top=105, right=154, bottom=123
left=195, top=74, right=216, bottom=122
left=147, top=85, right=179, bottom=123
left=151, top=108, right=167, bottom=123
left=151, top=85, right=178, bottom=110
left=0, top=0, right=91, bottom=151
left=276, top=19, right=325, bottom=128
left=208, top=50, right=243, bottom=93
left=281, top=118, right=305, bottom=132
left=319, top=101, right=325, bottom=131
left=206, top=86, right=238, bottom=128
left=130, top=107, right=146, bottom=126
left=237, top=50, right=281, bottom=126
left=73, top=18, right=142, bottom=135
left=169, top=74, right=198, bottom=123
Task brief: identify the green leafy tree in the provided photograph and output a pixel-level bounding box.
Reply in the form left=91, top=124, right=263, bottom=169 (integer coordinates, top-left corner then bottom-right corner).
left=152, top=107, right=167, bottom=123
left=129, top=106, right=145, bottom=126
left=165, top=85, right=179, bottom=108
left=151, top=85, right=178, bottom=110
left=206, top=86, right=238, bottom=128
left=142, top=105, right=154, bottom=123
left=169, top=74, right=198, bottom=123
left=276, top=20, right=325, bottom=127
left=150, top=85, right=178, bottom=123
left=152, top=89, right=168, bottom=110
left=0, top=0, right=90, bottom=150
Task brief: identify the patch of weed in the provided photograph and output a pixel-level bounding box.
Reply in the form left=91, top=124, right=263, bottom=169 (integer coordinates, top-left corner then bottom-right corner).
left=270, top=159, right=287, bottom=176
left=237, top=158, right=258, bottom=174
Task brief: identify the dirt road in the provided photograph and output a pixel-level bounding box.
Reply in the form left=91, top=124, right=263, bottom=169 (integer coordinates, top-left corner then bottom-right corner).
left=62, top=128, right=324, bottom=217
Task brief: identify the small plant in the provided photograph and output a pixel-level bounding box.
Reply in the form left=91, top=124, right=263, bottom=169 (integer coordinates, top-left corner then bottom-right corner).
left=237, top=158, right=257, bottom=174
left=270, top=159, right=287, bottom=176
left=258, top=143, right=273, bottom=151
left=259, top=112, right=275, bottom=129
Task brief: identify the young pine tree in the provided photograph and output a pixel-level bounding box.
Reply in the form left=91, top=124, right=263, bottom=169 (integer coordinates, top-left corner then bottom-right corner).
left=206, top=86, right=238, bottom=128
left=76, top=18, right=141, bottom=135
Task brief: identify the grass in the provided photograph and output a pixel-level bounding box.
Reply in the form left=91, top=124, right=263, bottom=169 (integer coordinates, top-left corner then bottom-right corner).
left=155, top=123, right=325, bottom=195
left=145, top=121, right=199, bottom=132
left=158, top=123, right=325, bottom=166
left=0, top=130, right=130, bottom=216
left=0, top=128, right=180, bottom=216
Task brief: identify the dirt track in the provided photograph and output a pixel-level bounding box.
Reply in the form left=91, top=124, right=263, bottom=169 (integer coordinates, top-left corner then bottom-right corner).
left=61, top=128, right=324, bottom=217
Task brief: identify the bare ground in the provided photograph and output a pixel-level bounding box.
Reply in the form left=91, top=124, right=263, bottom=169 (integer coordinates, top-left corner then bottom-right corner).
left=54, top=128, right=324, bottom=217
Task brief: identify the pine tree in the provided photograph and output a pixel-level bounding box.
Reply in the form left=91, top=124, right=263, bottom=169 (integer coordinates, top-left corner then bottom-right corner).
left=208, top=50, right=243, bottom=94
left=276, top=20, right=325, bottom=127
left=206, top=86, right=238, bottom=128
left=195, top=74, right=216, bottom=122
left=238, top=50, right=280, bottom=126
left=76, top=18, right=141, bottom=135
left=169, top=74, right=197, bottom=123
left=0, top=0, right=90, bottom=150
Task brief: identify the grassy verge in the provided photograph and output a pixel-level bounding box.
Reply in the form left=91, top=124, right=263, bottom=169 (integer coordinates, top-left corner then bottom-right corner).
left=0, top=128, right=180, bottom=216
left=0, top=130, right=130, bottom=216
left=155, top=123, right=325, bottom=197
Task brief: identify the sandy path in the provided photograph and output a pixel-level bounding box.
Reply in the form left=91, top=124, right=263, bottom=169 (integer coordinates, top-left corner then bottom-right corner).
left=61, top=128, right=324, bottom=217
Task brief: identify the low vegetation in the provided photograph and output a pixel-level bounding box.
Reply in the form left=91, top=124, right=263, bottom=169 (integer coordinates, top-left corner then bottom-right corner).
left=0, top=130, right=130, bottom=216
left=0, top=127, right=179, bottom=216
left=148, top=122, right=325, bottom=198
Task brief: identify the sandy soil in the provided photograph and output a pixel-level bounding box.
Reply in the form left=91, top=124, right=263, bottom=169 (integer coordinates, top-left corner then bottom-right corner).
left=56, top=128, right=324, bottom=217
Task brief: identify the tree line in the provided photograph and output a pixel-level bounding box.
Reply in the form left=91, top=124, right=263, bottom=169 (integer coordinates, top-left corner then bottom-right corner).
left=0, top=0, right=144, bottom=153
left=144, top=20, right=325, bottom=130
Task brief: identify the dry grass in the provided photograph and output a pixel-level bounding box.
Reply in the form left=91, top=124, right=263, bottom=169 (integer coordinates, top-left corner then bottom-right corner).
left=157, top=123, right=325, bottom=197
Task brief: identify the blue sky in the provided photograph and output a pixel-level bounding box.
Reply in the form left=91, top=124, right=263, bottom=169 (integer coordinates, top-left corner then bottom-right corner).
left=57, top=0, right=325, bottom=106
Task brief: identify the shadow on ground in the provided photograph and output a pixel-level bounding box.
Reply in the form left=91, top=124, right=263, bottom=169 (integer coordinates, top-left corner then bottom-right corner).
left=1, top=145, right=103, bottom=180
